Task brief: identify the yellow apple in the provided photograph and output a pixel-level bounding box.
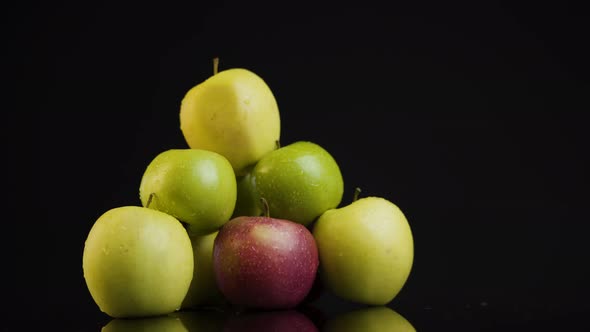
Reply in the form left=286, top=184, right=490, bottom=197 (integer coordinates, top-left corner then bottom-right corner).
left=313, top=195, right=414, bottom=305
left=83, top=206, right=194, bottom=318
left=179, top=59, right=280, bottom=176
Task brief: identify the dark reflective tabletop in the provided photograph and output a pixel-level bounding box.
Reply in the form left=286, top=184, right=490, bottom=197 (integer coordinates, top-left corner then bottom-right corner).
left=21, top=286, right=589, bottom=331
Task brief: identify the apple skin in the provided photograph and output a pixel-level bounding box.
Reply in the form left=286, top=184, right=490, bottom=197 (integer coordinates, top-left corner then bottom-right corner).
left=231, top=170, right=262, bottom=218
left=181, top=231, right=227, bottom=309
left=223, top=310, right=318, bottom=332
left=212, top=216, right=319, bottom=310
left=322, top=306, right=415, bottom=332
left=102, top=315, right=188, bottom=332
left=179, top=68, right=281, bottom=176
left=83, top=206, right=194, bottom=318
left=312, top=197, right=414, bottom=305
left=139, top=148, right=237, bottom=236
left=252, top=141, right=344, bottom=226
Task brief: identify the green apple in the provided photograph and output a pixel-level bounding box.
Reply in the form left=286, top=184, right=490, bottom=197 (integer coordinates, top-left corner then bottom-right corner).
left=139, top=148, right=237, bottom=235
left=179, top=59, right=281, bottom=176
left=323, top=306, right=415, bottom=332
left=83, top=206, right=194, bottom=318
left=181, top=231, right=227, bottom=309
left=252, top=141, right=344, bottom=226
left=231, top=169, right=262, bottom=218
left=312, top=194, right=414, bottom=305
left=102, top=316, right=188, bottom=332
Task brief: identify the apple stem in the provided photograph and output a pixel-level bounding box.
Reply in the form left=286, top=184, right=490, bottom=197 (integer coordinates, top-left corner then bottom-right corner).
left=213, top=57, right=219, bottom=75
left=260, top=197, right=270, bottom=218
left=146, top=192, right=156, bottom=208
left=353, top=187, right=362, bottom=202
left=275, top=139, right=281, bottom=149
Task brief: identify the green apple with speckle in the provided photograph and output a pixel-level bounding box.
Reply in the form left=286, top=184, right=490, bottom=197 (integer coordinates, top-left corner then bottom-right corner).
left=252, top=141, right=344, bottom=226
left=323, top=306, right=415, bottom=332
left=312, top=193, right=414, bottom=305
left=83, top=206, right=194, bottom=318
left=139, top=148, right=237, bottom=235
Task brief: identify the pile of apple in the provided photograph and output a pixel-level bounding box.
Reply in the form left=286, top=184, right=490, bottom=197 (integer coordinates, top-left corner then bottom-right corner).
left=82, top=59, right=414, bottom=319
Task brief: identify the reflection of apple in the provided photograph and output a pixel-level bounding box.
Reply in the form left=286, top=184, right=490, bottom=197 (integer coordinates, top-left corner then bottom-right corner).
left=322, top=306, right=415, bottom=332
left=102, top=315, right=188, bottom=332
left=170, top=309, right=228, bottom=332
left=83, top=206, right=193, bottom=318
left=179, top=59, right=281, bottom=176
left=252, top=141, right=344, bottom=226
left=297, top=304, right=328, bottom=331
left=223, top=310, right=318, bottom=332
left=212, top=203, right=319, bottom=309
left=313, top=193, right=414, bottom=305
left=139, top=148, right=237, bottom=236
left=181, top=231, right=227, bottom=309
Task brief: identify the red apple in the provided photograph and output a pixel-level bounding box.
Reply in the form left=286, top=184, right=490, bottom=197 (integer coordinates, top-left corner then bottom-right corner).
left=223, top=310, right=318, bottom=332
left=212, top=201, right=319, bottom=310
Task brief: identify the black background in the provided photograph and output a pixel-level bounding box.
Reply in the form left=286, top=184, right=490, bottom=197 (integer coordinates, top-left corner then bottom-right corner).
left=16, top=0, right=589, bottom=330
